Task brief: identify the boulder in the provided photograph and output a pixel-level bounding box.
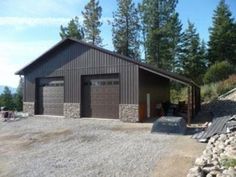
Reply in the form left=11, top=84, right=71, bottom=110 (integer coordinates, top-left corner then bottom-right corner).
left=195, top=157, right=207, bottom=166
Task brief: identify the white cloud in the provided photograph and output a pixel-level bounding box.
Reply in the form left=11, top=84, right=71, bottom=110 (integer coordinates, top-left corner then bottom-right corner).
left=0, top=40, right=56, bottom=87
left=0, top=56, right=21, bottom=88
left=0, top=16, right=112, bottom=28
left=0, top=17, right=70, bottom=27
left=0, top=0, right=83, bottom=18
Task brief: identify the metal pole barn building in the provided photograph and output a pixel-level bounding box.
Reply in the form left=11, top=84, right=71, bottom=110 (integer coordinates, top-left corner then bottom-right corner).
left=16, top=38, right=200, bottom=123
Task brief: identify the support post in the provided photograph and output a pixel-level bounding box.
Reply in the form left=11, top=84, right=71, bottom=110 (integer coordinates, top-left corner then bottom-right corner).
left=187, top=86, right=192, bottom=125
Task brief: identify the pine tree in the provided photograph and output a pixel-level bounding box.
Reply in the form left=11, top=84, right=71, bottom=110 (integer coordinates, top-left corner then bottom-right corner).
left=112, top=0, right=140, bottom=59
left=0, top=95, right=3, bottom=108
left=208, top=0, right=236, bottom=65
left=1, top=86, right=14, bottom=110
left=179, top=21, right=207, bottom=84
left=82, top=0, right=103, bottom=46
left=60, top=16, right=84, bottom=40
left=166, top=12, right=183, bottom=71
left=199, top=40, right=208, bottom=68
left=14, top=78, right=23, bottom=111
left=140, top=0, right=181, bottom=70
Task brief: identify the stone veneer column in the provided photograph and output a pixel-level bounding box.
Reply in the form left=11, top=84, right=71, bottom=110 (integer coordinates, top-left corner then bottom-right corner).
left=23, top=102, right=35, bottom=116
left=119, top=104, right=139, bottom=122
left=64, top=103, right=80, bottom=118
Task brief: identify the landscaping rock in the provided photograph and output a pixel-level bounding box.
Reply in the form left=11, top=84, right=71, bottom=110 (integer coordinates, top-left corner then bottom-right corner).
left=187, top=166, right=204, bottom=177
left=202, top=163, right=219, bottom=173
left=187, top=132, right=236, bottom=177
left=195, top=157, right=207, bottom=166
left=218, top=134, right=227, bottom=141
left=222, top=168, right=236, bottom=177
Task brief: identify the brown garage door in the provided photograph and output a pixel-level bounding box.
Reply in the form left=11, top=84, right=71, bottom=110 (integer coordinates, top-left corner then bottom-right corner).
left=37, top=78, right=64, bottom=116
left=81, top=74, right=119, bottom=118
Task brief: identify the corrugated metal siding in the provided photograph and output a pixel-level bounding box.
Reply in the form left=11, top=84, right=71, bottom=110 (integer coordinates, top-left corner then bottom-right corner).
left=23, top=42, right=139, bottom=104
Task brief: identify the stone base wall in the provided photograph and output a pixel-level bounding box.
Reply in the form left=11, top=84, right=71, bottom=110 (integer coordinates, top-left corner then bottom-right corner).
left=119, top=104, right=139, bottom=122
left=64, top=103, right=80, bottom=118
left=23, top=102, right=35, bottom=116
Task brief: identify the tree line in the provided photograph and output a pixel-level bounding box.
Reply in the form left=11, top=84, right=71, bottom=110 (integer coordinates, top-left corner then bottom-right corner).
left=0, top=78, right=23, bottom=111
left=60, top=0, right=236, bottom=85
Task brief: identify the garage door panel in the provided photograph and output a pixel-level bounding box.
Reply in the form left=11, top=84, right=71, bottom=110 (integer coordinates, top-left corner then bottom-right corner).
left=82, top=75, right=119, bottom=118
left=37, top=78, right=64, bottom=116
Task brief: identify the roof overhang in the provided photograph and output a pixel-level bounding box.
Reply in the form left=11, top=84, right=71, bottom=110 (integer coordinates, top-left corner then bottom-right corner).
left=139, top=66, right=190, bottom=86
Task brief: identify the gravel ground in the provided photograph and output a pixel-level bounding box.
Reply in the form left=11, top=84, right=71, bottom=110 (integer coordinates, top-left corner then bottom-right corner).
left=0, top=117, right=204, bottom=177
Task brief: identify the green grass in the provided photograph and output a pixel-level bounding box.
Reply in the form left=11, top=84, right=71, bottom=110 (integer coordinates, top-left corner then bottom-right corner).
left=220, top=158, right=236, bottom=168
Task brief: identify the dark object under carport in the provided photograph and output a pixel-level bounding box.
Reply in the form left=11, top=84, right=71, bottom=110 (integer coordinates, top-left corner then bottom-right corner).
left=151, top=116, right=187, bottom=134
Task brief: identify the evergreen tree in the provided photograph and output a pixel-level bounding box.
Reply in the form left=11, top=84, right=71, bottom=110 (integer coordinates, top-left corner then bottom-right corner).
left=179, top=21, right=207, bottom=84
left=60, top=16, right=84, bottom=40
left=82, top=0, right=103, bottom=46
left=14, top=78, right=23, bottom=111
left=1, top=86, right=14, bottom=110
left=208, top=0, right=236, bottom=65
left=112, top=0, right=140, bottom=59
left=140, top=0, right=181, bottom=70
left=167, top=12, right=183, bottom=71
left=0, top=95, right=3, bottom=108
left=199, top=40, right=208, bottom=68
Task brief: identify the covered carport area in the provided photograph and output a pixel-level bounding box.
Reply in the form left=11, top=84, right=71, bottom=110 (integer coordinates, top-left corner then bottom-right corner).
left=138, top=64, right=201, bottom=124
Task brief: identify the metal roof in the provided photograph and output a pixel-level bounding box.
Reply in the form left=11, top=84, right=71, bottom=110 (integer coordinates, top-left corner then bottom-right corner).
left=192, top=116, right=232, bottom=141
left=15, top=38, right=199, bottom=87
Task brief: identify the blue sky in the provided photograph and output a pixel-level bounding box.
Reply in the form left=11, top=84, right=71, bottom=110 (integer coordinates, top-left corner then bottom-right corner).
left=0, top=0, right=235, bottom=87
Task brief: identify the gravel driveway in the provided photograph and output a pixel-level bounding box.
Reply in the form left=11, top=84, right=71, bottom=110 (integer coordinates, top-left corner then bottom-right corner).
left=0, top=117, right=205, bottom=177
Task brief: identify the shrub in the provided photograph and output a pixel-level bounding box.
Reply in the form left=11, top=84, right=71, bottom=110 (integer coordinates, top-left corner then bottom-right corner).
left=201, top=83, right=218, bottom=102
left=171, top=74, right=236, bottom=104
left=217, top=74, right=236, bottom=96
left=170, top=88, right=187, bottom=104
left=203, top=61, right=235, bottom=84
left=200, top=74, right=236, bottom=102
left=221, top=158, right=236, bottom=168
